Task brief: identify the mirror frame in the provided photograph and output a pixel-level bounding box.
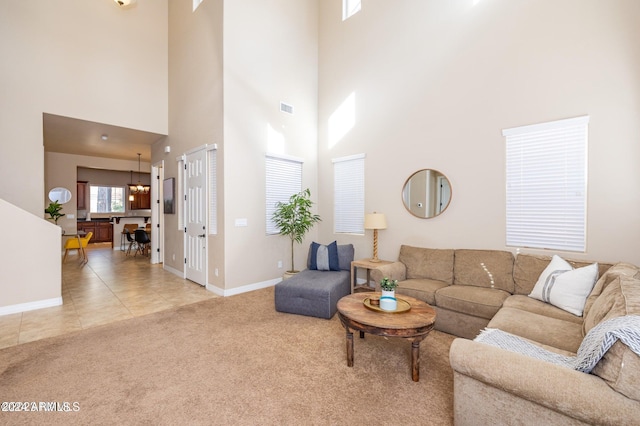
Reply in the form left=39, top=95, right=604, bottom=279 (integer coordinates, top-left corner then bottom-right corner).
left=48, top=187, right=72, bottom=204
left=401, top=169, right=452, bottom=219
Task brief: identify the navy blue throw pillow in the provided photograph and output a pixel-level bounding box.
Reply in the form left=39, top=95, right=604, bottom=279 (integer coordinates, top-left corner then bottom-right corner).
left=309, top=241, right=340, bottom=271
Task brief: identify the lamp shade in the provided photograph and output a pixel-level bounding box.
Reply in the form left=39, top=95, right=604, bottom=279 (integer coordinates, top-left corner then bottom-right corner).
left=364, top=213, right=387, bottom=230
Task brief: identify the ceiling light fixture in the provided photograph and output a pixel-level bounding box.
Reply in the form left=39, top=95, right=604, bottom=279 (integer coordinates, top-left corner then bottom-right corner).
left=129, top=153, right=150, bottom=195
left=114, top=0, right=136, bottom=8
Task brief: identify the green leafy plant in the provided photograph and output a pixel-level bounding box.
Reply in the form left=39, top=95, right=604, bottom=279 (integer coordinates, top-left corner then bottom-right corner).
left=380, top=277, right=399, bottom=291
left=45, top=200, right=66, bottom=224
left=272, top=188, right=321, bottom=273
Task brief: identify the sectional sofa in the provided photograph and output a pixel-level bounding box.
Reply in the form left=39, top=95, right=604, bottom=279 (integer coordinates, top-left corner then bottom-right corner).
left=370, top=245, right=640, bottom=425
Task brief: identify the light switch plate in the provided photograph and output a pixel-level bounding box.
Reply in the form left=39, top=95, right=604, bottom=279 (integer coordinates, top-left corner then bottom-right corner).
left=235, top=218, right=248, bottom=227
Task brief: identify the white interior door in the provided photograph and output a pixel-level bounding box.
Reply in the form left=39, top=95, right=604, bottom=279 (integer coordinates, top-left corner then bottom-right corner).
left=185, top=149, right=207, bottom=286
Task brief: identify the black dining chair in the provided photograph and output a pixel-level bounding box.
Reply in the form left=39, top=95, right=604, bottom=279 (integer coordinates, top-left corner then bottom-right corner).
left=125, top=229, right=137, bottom=256
left=134, top=229, right=151, bottom=257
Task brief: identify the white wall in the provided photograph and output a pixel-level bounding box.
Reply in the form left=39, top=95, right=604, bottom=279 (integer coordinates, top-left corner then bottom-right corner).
left=317, top=0, right=640, bottom=266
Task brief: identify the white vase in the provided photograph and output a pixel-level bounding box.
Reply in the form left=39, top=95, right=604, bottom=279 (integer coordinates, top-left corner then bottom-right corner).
left=380, top=289, right=397, bottom=311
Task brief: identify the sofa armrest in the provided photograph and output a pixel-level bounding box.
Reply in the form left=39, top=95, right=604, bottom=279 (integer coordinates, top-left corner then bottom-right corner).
left=369, top=261, right=406, bottom=288
left=449, top=338, right=640, bottom=425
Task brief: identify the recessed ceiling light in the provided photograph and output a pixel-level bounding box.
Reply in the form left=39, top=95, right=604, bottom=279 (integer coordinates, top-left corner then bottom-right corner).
left=101, top=134, right=109, bottom=141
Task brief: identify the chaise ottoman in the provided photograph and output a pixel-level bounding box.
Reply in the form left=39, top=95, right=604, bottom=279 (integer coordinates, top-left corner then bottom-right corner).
left=274, top=243, right=354, bottom=319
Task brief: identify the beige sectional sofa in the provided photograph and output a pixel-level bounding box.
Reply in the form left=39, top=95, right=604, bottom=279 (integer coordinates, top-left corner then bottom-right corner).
left=370, top=245, right=640, bottom=425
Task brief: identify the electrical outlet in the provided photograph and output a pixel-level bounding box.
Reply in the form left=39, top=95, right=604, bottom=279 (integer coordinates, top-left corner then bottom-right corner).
left=277, top=260, right=283, bottom=268
left=215, top=268, right=219, bottom=276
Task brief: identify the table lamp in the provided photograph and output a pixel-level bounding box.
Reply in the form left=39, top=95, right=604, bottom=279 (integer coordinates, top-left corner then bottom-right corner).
left=364, top=212, right=387, bottom=262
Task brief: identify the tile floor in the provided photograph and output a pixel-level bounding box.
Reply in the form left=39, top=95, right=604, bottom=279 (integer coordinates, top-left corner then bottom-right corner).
left=0, top=243, right=217, bottom=349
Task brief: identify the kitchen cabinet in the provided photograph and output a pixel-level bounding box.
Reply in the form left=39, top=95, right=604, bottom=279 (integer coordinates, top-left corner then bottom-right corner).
left=77, top=220, right=113, bottom=244
left=77, top=181, right=87, bottom=210
left=130, top=192, right=151, bottom=210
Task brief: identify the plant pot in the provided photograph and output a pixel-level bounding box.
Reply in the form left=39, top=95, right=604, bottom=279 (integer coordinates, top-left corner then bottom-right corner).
left=283, top=271, right=298, bottom=280
left=380, top=289, right=397, bottom=311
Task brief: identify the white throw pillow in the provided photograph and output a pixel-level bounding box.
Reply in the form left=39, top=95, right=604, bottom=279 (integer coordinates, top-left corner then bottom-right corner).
left=529, top=255, right=572, bottom=300
left=529, top=255, right=599, bottom=316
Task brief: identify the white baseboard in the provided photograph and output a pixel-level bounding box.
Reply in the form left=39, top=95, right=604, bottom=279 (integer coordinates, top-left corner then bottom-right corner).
left=207, top=277, right=281, bottom=297
left=0, top=297, right=63, bottom=316
left=163, top=264, right=184, bottom=278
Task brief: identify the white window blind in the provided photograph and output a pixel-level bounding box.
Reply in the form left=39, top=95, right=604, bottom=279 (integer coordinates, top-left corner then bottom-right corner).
left=208, top=148, right=217, bottom=235
left=334, top=154, right=365, bottom=234
left=177, top=158, right=184, bottom=231
left=265, top=154, right=303, bottom=235
left=503, top=116, right=589, bottom=252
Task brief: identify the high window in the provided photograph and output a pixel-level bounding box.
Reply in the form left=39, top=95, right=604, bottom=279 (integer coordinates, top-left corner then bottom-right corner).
left=342, top=0, right=361, bottom=21
left=333, top=154, right=365, bottom=234
left=266, top=154, right=303, bottom=235
left=503, top=116, right=589, bottom=252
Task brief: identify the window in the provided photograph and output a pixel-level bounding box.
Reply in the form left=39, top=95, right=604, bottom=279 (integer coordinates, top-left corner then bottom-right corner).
left=265, top=154, right=303, bottom=235
left=503, top=116, right=589, bottom=252
left=342, top=0, right=361, bottom=21
left=333, top=154, right=365, bottom=234
left=90, top=185, right=125, bottom=214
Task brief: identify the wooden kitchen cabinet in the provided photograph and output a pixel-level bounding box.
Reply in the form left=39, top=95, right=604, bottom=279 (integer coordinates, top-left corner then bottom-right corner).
left=130, top=192, right=151, bottom=210
left=77, top=221, right=113, bottom=244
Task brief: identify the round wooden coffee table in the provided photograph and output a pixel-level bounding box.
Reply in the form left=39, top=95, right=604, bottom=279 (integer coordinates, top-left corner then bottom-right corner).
left=336, top=292, right=436, bottom=382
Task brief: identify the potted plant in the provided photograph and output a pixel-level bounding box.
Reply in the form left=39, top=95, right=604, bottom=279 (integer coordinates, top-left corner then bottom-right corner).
left=379, top=277, right=399, bottom=311
left=272, top=188, right=321, bottom=276
left=45, top=200, right=66, bottom=225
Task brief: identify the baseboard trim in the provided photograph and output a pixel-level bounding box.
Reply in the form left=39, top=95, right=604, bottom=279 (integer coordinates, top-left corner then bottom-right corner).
left=207, top=278, right=281, bottom=297
left=0, top=297, right=63, bottom=316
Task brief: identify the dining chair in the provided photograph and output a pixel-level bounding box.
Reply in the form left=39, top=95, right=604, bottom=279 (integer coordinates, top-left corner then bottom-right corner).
left=63, top=231, right=93, bottom=263
left=121, top=224, right=139, bottom=251
left=125, top=229, right=138, bottom=256
left=134, top=229, right=151, bottom=257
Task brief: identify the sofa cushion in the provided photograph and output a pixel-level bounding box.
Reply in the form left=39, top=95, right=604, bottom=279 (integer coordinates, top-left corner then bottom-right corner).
left=309, top=241, right=339, bottom=271
left=435, top=285, right=510, bottom=320
left=395, top=278, right=449, bottom=305
left=584, top=262, right=640, bottom=318
left=502, top=295, right=583, bottom=325
left=583, top=275, right=640, bottom=401
left=528, top=257, right=599, bottom=316
left=488, top=307, right=584, bottom=353
left=514, top=253, right=613, bottom=296
left=398, top=245, right=454, bottom=283
left=453, top=249, right=515, bottom=293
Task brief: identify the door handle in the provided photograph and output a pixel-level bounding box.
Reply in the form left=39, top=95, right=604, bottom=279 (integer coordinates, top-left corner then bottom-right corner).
left=198, top=234, right=206, bottom=238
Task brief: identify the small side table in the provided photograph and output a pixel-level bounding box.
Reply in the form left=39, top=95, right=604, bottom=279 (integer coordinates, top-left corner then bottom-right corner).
left=350, top=258, right=392, bottom=293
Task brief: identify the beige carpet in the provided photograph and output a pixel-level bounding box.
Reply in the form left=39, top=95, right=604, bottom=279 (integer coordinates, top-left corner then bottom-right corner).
left=0, top=287, right=455, bottom=425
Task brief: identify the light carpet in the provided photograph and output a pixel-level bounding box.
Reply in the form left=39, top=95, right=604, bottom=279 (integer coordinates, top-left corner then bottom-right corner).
left=0, top=287, right=455, bottom=425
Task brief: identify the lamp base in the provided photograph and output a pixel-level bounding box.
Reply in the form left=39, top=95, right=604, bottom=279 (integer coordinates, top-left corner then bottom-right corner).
left=369, top=257, right=380, bottom=263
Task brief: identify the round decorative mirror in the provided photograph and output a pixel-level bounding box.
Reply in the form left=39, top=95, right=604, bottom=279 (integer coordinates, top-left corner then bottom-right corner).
left=402, top=169, right=452, bottom=218
left=48, top=187, right=72, bottom=204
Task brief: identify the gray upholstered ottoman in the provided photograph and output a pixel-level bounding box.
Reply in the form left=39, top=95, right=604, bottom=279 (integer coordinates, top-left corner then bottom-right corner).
left=274, top=243, right=354, bottom=319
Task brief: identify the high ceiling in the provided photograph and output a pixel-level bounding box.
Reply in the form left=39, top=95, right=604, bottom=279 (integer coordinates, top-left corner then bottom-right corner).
left=43, top=113, right=166, bottom=163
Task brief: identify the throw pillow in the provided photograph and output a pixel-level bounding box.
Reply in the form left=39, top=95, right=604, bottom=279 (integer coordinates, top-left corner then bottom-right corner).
left=529, top=255, right=599, bottom=316
left=309, top=241, right=340, bottom=271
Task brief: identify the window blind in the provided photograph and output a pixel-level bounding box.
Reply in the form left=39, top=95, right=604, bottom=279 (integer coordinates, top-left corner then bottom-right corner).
left=503, top=116, right=589, bottom=252
left=333, top=154, right=365, bottom=234
left=265, top=154, right=303, bottom=235
left=208, top=148, right=217, bottom=235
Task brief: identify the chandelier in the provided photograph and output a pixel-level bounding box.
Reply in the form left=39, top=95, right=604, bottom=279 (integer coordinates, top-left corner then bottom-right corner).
left=129, top=153, right=150, bottom=195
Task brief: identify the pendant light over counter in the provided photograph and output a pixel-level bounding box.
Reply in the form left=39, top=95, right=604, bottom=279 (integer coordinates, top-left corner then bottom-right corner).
left=129, top=153, right=150, bottom=195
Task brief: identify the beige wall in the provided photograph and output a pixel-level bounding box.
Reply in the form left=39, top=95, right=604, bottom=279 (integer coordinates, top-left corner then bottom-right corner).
left=317, top=0, right=640, bottom=266
left=163, top=0, right=224, bottom=282
left=222, top=0, right=319, bottom=289
left=0, top=0, right=168, bottom=217
left=161, top=0, right=319, bottom=292
left=0, top=200, right=61, bottom=311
